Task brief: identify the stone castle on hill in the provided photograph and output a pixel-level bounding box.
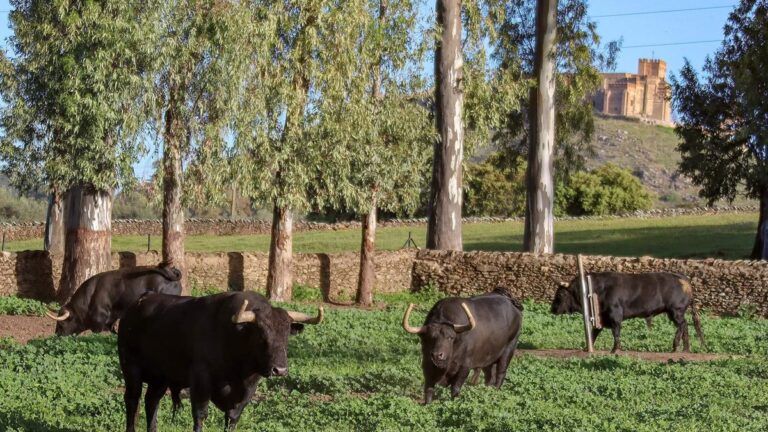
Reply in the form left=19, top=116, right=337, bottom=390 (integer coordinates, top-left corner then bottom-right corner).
left=592, top=58, right=673, bottom=126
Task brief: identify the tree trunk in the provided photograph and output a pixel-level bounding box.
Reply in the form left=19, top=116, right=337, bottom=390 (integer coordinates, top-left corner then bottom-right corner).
left=354, top=0, right=387, bottom=306
left=427, top=0, right=464, bottom=251
left=44, top=186, right=65, bottom=255
left=57, top=186, right=112, bottom=303
left=751, top=185, right=768, bottom=260
left=267, top=204, right=293, bottom=301
left=523, top=0, right=558, bottom=254
left=230, top=183, right=237, bottom=220
left=356, top=203, right=377, bottom=306
left=162, top=86, right=188, bottom=293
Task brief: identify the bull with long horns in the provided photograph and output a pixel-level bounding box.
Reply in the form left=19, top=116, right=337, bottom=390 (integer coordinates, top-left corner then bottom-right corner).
left=402, top=288, right=523, bottom=404
left=118, top=291, right=323, bottom=432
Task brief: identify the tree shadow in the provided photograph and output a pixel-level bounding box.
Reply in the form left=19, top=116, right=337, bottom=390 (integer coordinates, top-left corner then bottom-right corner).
left=15, top=250, right=56, bottom=302
left=228, top=252, right=244, bottom=291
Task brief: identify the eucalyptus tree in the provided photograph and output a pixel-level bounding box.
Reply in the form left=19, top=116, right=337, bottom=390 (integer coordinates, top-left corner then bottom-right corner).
left=427, top=0, right=532, bottom=251
left=316, top=0, right=433, bottom=305
left=0, top=0, right=158, bottom=301
left=427, top=0, right=465, bottom=251
left=235, top=0, right=373, bottom=301
left=151, top=0, right=252, bottom=292
left=525, top=0, right=558, bottom=254
left=672, top=0, right=768, bottom=259
left=488, top=0, right=619, bottom=252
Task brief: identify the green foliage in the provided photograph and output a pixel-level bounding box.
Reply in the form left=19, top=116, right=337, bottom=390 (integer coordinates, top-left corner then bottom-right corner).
left=0, top=0, right=159, bottom=193
left=557, top=164, right=654, bottom=216
left=1, top=303, right=768, bottom=431
left=464, top=153, right=527, bottom=217
left=0, top=296, right=52, bottom=317
left=490, top=0, right=621, bottom=177
left=671, top=0, right=768, bottom=205
left=112, top=187, right=161, bottom=220
left=292, top=285, right=323, bottom=302
left=190, top=286, right=224, bottom=297
left=0, top=187, right=46, bottom=222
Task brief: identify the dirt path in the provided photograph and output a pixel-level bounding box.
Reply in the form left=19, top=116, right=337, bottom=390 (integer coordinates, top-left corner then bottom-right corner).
left=516, top=348, right=727, bottom=362
left=0, top=315, right=730, bottom=362
left=0, top=315, right=55, bottom=344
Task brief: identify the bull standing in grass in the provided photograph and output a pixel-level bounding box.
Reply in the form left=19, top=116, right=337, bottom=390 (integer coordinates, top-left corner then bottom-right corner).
left=551, top=272, right=705, bottom=353
left=402, top=288, right=523, bottom=404
left=118, top=291, right=323, bottom=432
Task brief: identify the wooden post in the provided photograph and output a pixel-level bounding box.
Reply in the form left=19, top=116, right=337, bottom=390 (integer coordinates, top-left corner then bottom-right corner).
left=587, top=275, right=602, bottom=329
left=577, top=254, right=594, bottom=353
left=147, top=234, right=151, bottom=252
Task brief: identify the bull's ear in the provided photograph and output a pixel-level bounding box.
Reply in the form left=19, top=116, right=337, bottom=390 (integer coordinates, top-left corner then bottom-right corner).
left=290, top=323, right=305, bottom=335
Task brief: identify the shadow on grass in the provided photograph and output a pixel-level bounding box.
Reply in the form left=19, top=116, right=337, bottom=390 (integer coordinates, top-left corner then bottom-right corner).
left=465, top=222, right=755, bottom=259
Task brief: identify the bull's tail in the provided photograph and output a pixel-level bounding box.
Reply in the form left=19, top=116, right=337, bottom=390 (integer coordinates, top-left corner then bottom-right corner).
left=691, top=304, right=706, bottom=349
left=170, top=387, right=182, bottom=420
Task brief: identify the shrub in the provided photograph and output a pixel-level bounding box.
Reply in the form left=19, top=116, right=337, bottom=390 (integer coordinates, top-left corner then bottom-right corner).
left=464, top=154, right=526, bottom=217
left=558, top=163, right=654, bottom=216
left=0, top=296, right=52, bottom=316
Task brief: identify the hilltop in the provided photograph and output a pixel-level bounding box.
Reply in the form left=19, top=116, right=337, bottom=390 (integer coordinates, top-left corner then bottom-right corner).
left=588, top=115, right=701, bottom=206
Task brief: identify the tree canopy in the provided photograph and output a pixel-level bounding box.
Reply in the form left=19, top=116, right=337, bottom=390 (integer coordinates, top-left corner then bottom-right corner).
left=0, top=0, right=159, bottom=193
left=671, top=0, right=768, bottom=258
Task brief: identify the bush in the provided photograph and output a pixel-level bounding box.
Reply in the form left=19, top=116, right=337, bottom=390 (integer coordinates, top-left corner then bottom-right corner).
left=0, top=188, right=47, bottom=222
left=464, top=154, right=526, bottom=217
left=558, top=164, right=654, bottom=216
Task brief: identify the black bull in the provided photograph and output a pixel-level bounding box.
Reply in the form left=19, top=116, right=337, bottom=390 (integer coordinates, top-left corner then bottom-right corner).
left=402, top=290, right=523, bottom=404
left=117, top=291, right=323, bottom=432
left=551, top=272, right=705, bottom=353
left=47, top=265, right=182, bottom=336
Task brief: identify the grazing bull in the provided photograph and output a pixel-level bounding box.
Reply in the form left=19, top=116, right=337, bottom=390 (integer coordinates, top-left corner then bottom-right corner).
left=117, top=291, right=323, bottom=432
left=402, top=289, right=523, bottom=404
left=46, top=265, right=182, bottom=336
left=551, top=272, right=705, bottom=353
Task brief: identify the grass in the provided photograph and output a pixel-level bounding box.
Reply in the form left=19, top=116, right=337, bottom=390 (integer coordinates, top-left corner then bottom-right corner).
left=5, top=212, right=760, bottom=259
left=1, top=291, right=767, bottom=431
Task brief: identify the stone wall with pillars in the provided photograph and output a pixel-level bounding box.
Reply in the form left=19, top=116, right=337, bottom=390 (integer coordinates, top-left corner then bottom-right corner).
left=1, top=250, right=417, bottom=302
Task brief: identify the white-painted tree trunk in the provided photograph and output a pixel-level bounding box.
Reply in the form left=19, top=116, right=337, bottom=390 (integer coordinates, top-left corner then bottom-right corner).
left=427, top=0, right=464, bottom=251
left=58, top=186, right=112, bottom=302
left=524, top=0, right=558, bottom=254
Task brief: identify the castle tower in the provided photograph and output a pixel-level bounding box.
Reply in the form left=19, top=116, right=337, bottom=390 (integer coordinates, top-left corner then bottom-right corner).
left=637, top=58, right=667, bottom=79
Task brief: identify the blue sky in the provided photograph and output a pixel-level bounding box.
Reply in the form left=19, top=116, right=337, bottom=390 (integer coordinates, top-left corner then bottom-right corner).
left=0, top=1, right=736, bottom=179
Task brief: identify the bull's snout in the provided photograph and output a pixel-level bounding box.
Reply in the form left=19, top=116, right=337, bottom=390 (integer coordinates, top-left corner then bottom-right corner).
left=271, top=366, right=288, bottom=377
left=431, top=352, right=447, bottom=365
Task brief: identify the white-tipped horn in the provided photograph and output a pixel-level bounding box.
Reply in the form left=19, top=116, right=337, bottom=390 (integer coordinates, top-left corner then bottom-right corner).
left=453, top=303, right=476, bottom=333
left=46, top=309, right=70, bottom=322
left=287, top=307, right=324, bottom=324
left=402, top=303, right=424, bottom=334
left=559, top=281, right=569, bottom=288
left=232, top=300, right=256, bottom=324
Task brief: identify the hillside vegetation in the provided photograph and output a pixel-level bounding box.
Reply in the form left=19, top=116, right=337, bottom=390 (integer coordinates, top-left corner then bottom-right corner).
left=588, top=115, right=698, bottom=206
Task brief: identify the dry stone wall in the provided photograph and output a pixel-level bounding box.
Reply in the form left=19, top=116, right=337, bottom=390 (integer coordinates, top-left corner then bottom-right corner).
left=411, top=250, right=768, bottom=317
left=0, top=250, right=416, bottom=302
left=0, top=205, right=757, bottom=242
